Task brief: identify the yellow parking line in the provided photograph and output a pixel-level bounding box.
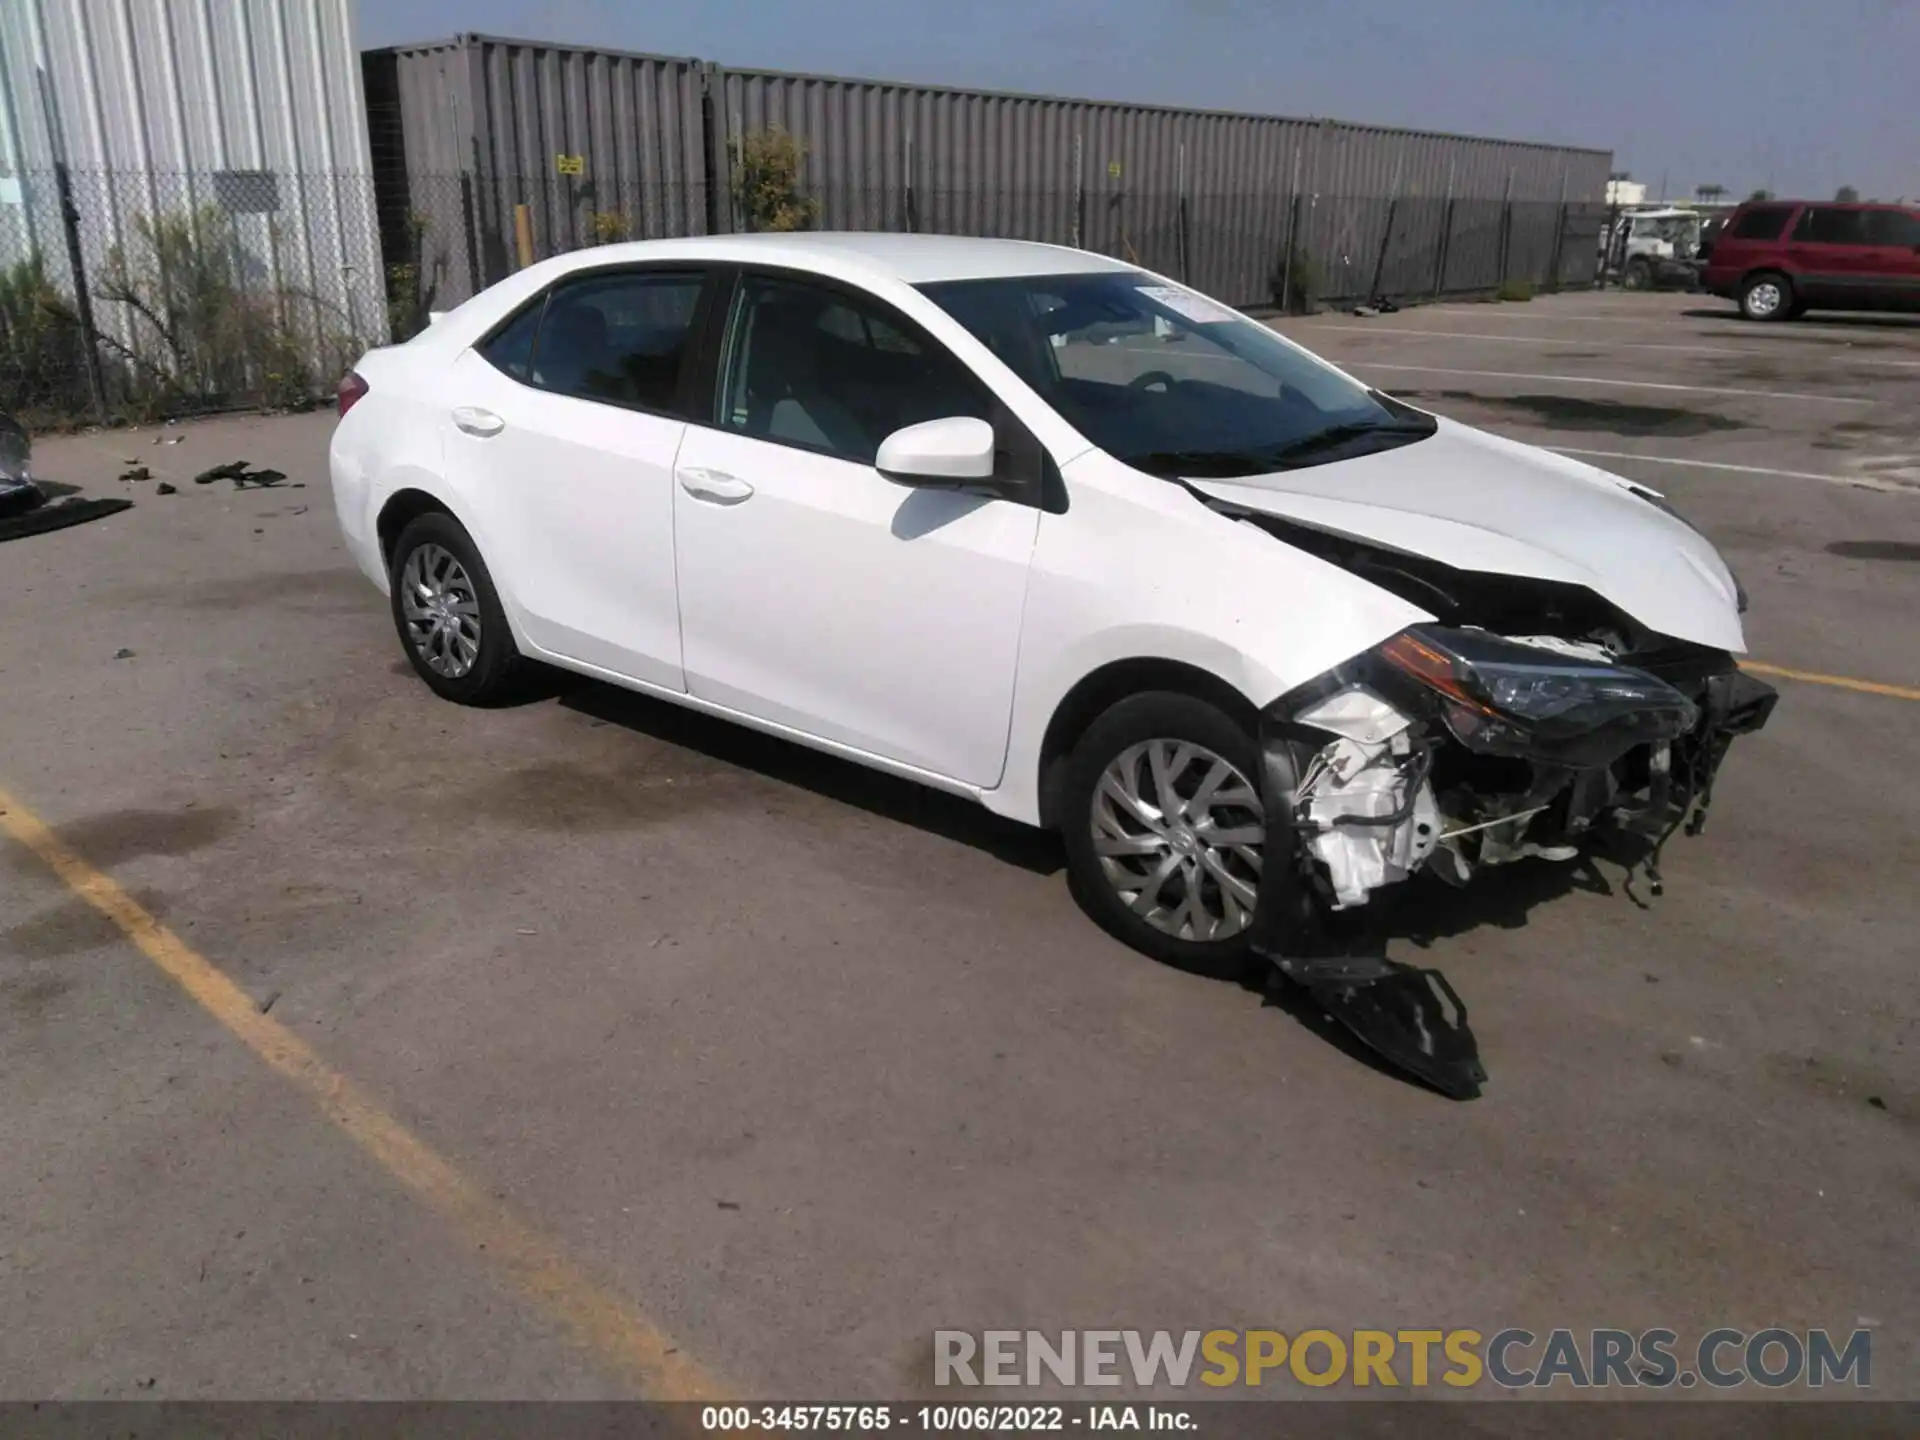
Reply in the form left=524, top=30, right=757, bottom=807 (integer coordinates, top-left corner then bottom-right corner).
left=0, top=783, right=730, bottom=1402
left=1743, top=661, right=1920, bottom=702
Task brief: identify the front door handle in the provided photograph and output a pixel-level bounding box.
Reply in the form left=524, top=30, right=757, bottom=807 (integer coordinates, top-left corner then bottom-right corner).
left=676, top=467, right=755, bottom=505
left=452, top=406, right=505, bottom=438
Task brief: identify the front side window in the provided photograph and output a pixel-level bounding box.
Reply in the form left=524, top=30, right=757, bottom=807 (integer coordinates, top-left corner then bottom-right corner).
left=718, top=276, right=989, bottom=464
left=530, top=271, right=705, bottom=413
left=1729, top=204, right=1793, bottom=241
left=1791, top=207, right=1868, bottom=246
left=920, top=270, right=1430, bottom=478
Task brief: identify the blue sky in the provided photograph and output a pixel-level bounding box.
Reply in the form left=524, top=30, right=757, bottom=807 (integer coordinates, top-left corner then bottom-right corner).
left=357, top=0, right=1916, bottom=201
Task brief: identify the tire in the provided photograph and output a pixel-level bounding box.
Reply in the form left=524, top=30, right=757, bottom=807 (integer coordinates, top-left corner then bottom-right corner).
left=1058, top=691, right=1271, bottom=980
left=1622, top=257, right=1652, bottom=291
left=1740, top=272, right=1793, bottom=321
left=387, top=510, right=526, bottom=705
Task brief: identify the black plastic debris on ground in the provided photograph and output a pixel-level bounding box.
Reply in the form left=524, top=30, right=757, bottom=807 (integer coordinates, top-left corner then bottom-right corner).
left=155, top=482, right=177, bottom=495
left=1, top=410, right=137, bottom=543
left=0, top=494, right=136, bottom=544
left=194, top=460, right=288, bottom=489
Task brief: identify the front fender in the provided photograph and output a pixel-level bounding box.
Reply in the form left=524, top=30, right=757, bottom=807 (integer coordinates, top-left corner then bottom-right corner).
left=980, top=454, right=1429, bottom=826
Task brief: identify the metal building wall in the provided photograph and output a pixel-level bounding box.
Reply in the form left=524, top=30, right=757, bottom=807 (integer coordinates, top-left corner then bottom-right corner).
left=0, top=0, right=385, bottom=366
left=365, top=34, right=709, bottom=307
left=712, top=66, right=1611, bottom=304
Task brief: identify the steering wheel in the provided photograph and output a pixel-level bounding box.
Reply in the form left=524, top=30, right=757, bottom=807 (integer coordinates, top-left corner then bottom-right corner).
left=1128, top=370, right=1178, bottom=394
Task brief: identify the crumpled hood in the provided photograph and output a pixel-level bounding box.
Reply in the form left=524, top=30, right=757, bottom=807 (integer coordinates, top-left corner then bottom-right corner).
left=1188, top=418, right=1746, bottom=652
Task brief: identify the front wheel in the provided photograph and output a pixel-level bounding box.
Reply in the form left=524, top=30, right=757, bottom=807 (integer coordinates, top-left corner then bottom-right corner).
left=1058, top=692, right=1270, bottom=979
left=1740, top=273, right=1793, bottom=321
left=1622, top=257, right=1653, bottom=291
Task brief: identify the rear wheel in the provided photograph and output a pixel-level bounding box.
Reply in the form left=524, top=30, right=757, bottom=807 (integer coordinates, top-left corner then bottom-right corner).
left=1740, top=272, right=1793, bottom=321
left=388, top=511, right=526, bottom=705
left=1059, top=692, right=1269, bottom=980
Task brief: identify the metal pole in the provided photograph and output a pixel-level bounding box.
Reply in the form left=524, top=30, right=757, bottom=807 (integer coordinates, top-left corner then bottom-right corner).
left=1176, top=140, right=1190, bottom=282
left=1432, top=157, right=1456, bottom=297
left=1280, top=142, right=1301, bottom=311
left=53, top=162, right=109, bottom=422
left=1367, top=155, right=1403, bottom=303
left=1547, top=169, right=1569, bottom=290
left=1498, top=167, right=1515, bottom=284
left=904, top=127, right=917, bottom=234
left=1072, top=133, right=1085, bottom=249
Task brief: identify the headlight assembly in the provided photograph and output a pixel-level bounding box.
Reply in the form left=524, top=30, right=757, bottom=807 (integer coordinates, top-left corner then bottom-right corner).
left=1377, top=625, right=1699, bottom=763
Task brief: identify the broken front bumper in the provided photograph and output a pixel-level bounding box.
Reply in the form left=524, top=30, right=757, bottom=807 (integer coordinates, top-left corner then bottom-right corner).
left=1244, top=631, right=1778, bottom=1099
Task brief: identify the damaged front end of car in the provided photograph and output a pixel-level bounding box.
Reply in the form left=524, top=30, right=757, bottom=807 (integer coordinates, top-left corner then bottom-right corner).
left=1238, top=547, right=1777, bottom=1101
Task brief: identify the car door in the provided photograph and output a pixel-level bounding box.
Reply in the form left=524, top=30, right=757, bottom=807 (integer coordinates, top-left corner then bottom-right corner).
left=1786, top=206, right=1871, bottom=307
left=442, top=266, right=715, bottom=689
left=670, top=271, right=1043, bottom=787
left=1861, top=208, right=1920, bottom=312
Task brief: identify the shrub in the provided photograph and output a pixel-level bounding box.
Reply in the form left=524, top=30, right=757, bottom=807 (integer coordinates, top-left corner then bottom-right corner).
left=97, top=205, right=322, bottom=412
left=0, top=256, right=90, bottom=422
left=1496, top=278, right=1535, bottom=302
left=385, top=211, right=439, bottom=342
left=730, top=127, right=820, bottom=233
left=1270, top=244, right=1321, bottom=314
left=592, top=210, right=633, bottom=245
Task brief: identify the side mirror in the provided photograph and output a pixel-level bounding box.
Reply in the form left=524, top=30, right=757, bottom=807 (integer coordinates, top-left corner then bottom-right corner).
left=875, top=416, right=997, bottom=488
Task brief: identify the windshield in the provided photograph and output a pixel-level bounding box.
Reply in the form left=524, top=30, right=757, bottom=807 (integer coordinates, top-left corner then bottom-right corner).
left=917, top=270, right=1432, bottom=478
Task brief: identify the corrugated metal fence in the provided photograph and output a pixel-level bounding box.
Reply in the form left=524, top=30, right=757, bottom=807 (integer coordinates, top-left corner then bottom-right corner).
left=368, top=35, right=1611, bottom=314
left=0, top=0, right=385, bottom=422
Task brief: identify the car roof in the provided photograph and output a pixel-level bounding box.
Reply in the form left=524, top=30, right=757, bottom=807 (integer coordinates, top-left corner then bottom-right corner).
left=548, top=231, right=1139, bottom=285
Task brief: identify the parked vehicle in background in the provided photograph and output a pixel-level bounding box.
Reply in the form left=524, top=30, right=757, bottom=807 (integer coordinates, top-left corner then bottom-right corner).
left=1601, top=207, right=1706, bottom=289
left=1706, top=199, right=1920, bottom=319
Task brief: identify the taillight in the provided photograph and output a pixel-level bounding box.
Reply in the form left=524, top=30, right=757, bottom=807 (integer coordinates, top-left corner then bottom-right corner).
left=337, top=370, right=369, bottom=417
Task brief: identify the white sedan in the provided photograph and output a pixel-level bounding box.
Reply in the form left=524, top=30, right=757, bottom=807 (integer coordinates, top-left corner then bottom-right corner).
left=330, top=233, right=1773, bottom=1044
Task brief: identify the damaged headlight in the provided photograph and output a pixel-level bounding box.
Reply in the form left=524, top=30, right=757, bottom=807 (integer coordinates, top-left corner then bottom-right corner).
left=1377, top=625, right=1699, bottom=763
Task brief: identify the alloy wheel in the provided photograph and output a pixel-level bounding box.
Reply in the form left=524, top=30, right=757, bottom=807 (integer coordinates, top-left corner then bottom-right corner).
left=399, top=543, right=482, bottom=678
left=1745, top=281, right=1783, bottom=318
left=1090, top=739, right=1266, bottom=942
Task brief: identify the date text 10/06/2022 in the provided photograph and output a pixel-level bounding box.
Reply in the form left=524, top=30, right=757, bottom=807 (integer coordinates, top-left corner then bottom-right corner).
left=701, top=1406, right=1194, bottom=1431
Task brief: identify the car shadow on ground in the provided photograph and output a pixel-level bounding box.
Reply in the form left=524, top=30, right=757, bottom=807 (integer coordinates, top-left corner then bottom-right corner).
left=552, top=674, right=1066, bottom=875
left=1681, top=307, right=1920, bottom=332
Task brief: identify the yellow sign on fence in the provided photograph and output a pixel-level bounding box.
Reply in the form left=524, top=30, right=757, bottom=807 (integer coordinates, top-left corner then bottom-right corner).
left=555, top=153, right=585, bottom=176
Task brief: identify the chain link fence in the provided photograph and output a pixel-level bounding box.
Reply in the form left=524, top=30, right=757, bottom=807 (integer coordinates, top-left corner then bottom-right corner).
left=4, top=163, right=1604, bottom=427
left=1, top=167, right=385, bottom=429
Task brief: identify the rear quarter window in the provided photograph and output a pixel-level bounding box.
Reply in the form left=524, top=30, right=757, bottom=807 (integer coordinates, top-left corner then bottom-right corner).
left=1728, top=205, right=1794, bottom=241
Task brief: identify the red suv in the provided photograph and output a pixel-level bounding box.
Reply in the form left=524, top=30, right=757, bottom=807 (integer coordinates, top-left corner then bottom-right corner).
left=1704, top=199, right=1920, bottom=320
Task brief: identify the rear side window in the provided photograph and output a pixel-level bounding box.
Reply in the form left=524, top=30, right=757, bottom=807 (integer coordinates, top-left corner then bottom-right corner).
left=479, top=300, right=543, bottom=381
left=1865, top=209, right=1920, bottom=246
left=530, top=271, right=706, bottom=414
left=1791, top=207, right=1868, bottom=245
left=1729, top=205, right=1793, bottom=241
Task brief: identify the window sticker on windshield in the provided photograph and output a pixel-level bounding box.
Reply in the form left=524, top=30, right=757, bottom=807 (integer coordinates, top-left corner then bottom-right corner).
left=1136, top=285, right=1237, bottom=325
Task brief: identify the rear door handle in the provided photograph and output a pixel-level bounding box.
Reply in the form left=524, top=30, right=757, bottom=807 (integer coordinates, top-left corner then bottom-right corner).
left=676, top=467, right=755, bottom=505
left=452, top=406, right=504, bottom=438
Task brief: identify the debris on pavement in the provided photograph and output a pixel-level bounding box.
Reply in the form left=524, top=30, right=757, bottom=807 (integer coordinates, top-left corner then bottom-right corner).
left=113, top=648, right=135, bottom=660
left=119, top=465, right=150, bottom=481
left=155, top=482, right=177, bottom=495
left=195, top=460, right=290, bottom=490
